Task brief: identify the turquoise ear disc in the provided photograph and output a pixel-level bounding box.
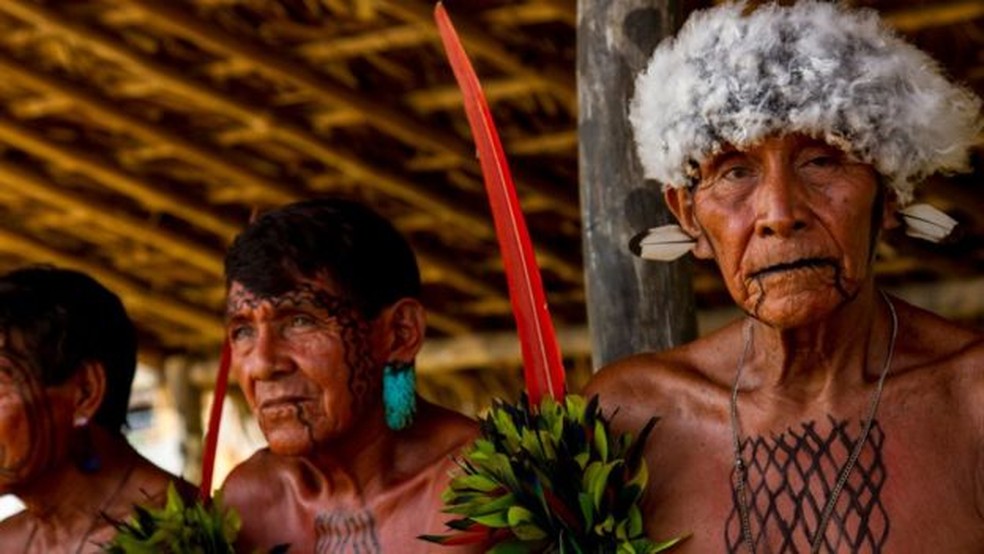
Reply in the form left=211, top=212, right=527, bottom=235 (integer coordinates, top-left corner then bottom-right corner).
left=383, top=362, right=416, bottom=430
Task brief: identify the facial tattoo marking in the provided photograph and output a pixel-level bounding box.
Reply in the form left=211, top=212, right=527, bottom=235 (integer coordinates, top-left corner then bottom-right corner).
left=227, top=283, right=377, bottom=416
left=746, top=263, right=855, bottom=320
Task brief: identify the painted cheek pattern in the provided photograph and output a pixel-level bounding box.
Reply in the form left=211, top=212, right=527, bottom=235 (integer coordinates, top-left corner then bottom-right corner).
left=306, top=289, right=375, bottom=417
left=227, top=284, right=378, bottom=419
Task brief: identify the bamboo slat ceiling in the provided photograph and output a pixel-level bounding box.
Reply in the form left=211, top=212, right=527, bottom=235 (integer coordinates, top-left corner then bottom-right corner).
left=0, top=0, right=979, bottom=362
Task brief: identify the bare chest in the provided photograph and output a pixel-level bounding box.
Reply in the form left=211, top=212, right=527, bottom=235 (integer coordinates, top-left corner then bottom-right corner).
left=642, top=412, right=983, bottom=553
left=238, top=468, right=452, bottom=554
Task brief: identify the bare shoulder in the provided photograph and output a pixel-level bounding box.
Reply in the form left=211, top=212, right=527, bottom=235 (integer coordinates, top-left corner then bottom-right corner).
left=393, top=401, right=478, bottom=480
left=220, top=448, right=294, bottom=509
left=891, top=298, right=984, bottom=379
left=889, top=298, right=984, bottom=417
left=410, top=401, right=478, bottom=451
left=583, top=321, right=744, bottom=432
left=129, top=455, right=194, bottom=502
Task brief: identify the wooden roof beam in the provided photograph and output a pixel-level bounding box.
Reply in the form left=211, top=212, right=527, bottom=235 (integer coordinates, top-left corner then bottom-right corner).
left=0, top=158, right=225, bottom=277
left=0, top=51, right=298, bottom=207
left=405, top=78, right=550, bottom=114
left=118, top=0, right=580, bottom=221
left=295, top=24, right=432, bottom=61
left=380, top=0, right=576, bottom=107
left=883, top=1, right=984, bottom=32
left=0, top=0, right=585, bottom=285
left=0, top=226, right=224, bottom=341
left=485, top=1, right=577, bottom=27
left=121, top=0, right=471, bottom=159
left=0, top=1, right=582, bottom=249
left=0, top=114, right=242, bottom=240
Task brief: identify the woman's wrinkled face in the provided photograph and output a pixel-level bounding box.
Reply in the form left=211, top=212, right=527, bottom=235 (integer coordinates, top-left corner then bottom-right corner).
left=0, top=333, right=73, bottom=492
left=677, top=134, right=892, bottom=328
left=225, top=277, right=386, bottom=456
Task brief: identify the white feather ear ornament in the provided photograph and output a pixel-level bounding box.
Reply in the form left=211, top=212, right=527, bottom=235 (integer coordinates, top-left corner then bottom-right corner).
left=899, top=203, right=958, bottom=243
left=631, top=224, right=696, bottom=261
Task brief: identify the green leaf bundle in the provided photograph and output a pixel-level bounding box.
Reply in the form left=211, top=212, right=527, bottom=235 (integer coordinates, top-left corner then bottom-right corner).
left=104, top=482, right=257, bottom=554
left=421, top=394, right=683, bottom=553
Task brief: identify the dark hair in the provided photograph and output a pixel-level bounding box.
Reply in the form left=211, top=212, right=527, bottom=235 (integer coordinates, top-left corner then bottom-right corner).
left=0, top=266, right=137, bottom=433
left=225, top=198, right=421, bottom=319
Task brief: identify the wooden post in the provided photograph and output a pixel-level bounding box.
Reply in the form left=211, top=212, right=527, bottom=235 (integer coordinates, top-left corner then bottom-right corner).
left=577, top=0, right=698, bottom=368
left=165, top=355, right=203, bottom=485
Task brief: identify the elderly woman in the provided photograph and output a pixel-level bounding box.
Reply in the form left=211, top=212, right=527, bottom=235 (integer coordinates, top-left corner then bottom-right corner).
left=220, top=198, right=480, bottom=553
left=586, top=1, right=983, bottom=553
left=0, top=266, right=190, bottom=553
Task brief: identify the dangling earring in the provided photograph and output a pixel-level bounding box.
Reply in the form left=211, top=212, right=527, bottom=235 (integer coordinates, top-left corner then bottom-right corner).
left=71, top=418, right=101, bottom=473
left=899, top=203, right=957, bottom=242
left=382, top=361, right=416, bottom=430
left=629, top=224, right=696, bottom=261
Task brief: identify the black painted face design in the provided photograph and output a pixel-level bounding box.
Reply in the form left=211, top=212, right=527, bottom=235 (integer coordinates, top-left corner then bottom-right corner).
left=691, top=134, right=883, bottom=328
left=226, top=279, right=381, bottom=455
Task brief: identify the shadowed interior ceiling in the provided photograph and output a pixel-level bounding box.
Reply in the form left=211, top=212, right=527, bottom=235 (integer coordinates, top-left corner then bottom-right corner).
left=0, top=0, right=979, bottom=391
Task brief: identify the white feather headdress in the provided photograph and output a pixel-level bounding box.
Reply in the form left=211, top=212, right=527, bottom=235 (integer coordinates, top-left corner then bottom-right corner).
left=629, top=0, right=982, bottom=205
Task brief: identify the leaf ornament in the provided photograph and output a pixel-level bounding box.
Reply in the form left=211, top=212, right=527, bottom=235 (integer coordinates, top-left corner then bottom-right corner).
left=899, top=203, right=957, bottom=243
left=105, top=483, right=248, bottom=554
left=434, top=2, right=564, bottom=405
left=421, top=394, right=684, bottom=553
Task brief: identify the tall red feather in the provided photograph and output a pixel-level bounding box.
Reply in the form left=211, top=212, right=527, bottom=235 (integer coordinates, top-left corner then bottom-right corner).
left=434, top=3, right=565, bottom=404
left=199, top=338, right=231, bottom=499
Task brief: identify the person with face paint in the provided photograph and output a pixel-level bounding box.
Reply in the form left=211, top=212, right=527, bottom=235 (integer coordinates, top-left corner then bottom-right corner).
left=220, top=198, right=481, bottom=553
left=585, top=1, right=984, bottom=552
left=0, top=266, right=192, bottom=553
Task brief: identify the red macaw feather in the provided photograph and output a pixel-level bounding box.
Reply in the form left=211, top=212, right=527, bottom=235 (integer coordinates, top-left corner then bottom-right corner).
left=199, top=338, right=231, bottom=499
left=434, top=3, right=565, bottom=404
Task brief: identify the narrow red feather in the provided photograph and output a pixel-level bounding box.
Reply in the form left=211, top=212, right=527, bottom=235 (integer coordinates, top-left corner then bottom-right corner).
left=199, top=338, right=231, bottom=499
left=434, top=3, right=565, bottom=404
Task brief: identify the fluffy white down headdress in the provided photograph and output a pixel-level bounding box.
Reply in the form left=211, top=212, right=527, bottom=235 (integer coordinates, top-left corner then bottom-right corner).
left=629, top=0, right=983, bottom=204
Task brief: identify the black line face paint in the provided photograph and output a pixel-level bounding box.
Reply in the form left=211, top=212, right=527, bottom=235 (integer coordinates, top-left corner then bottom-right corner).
left=725, top=417, right=889, bottom=553
left=227, top=281, right=382, bottom=454
left=690, top=135, right=882, bottom=327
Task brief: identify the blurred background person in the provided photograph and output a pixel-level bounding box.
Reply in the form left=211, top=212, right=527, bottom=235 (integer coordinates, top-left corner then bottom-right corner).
left=0, top=265, right=192, bottom=553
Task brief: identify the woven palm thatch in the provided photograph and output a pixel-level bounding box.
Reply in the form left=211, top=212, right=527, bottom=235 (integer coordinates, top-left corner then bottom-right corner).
left=0, top=0, right=976, bottom=399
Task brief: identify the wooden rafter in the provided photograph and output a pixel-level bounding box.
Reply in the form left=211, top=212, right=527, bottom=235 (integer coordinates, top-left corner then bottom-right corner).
left=0, top=50, right=298, bottom=206
left=379, top=0, right=576, bottom=107
left=883, top=0, right=984, bottom=32
left=0, top=114, right=242, bottom=240
left=0, top=225, right=224, bottom=341
left=0, top=158, right=224, bottom=276
left=0, top=0, right=583, bottom=266
left=120, top=0, right=581, bottom=220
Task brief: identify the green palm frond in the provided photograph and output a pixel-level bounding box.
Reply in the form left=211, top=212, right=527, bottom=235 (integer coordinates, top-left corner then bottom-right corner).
left=104, top=482, right=247, bottom=554
left=422, top=394, right=684, bottom=553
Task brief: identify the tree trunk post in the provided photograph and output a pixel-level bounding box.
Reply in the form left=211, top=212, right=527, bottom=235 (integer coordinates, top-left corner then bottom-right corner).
left=577, top=0, right=698, bottom=369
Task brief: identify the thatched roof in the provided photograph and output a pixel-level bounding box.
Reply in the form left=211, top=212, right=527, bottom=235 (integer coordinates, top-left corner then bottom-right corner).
left=0, top=0, right=979, bottom=385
